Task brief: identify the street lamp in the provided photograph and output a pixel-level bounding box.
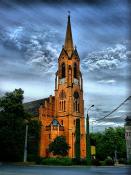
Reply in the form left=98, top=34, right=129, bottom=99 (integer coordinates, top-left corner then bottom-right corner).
left=86, top=105, right=94, bottom=164
left=24, top=120, right=29, bottom=163
left=87, top=105, right=94, bottom=112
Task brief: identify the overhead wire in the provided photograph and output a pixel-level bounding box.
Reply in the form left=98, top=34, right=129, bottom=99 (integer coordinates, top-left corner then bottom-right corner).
left=95, top=96, right=131, bottom=122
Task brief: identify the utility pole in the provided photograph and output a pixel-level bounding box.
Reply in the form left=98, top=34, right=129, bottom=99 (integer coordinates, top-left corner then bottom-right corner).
left=24, top=121, right=29, bottom=163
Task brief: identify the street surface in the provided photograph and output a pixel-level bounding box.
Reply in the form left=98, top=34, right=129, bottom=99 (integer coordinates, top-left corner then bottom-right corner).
left=0, top=164, right=131, bottom=175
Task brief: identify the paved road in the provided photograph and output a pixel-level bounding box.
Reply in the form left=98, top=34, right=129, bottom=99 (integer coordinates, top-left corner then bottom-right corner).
left=0, top=165, right=131, bottom=175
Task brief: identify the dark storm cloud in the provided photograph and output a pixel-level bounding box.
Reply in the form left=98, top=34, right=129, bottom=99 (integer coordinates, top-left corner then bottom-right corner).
left=0, top=0, right=110, bottom=6
left=81, top=42, right=130, bottom=85
left=0, top=0, right=130, bottom=131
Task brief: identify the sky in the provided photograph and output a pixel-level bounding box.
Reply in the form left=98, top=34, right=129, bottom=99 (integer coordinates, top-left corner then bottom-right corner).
left=0, top=0, right=131, bottom=132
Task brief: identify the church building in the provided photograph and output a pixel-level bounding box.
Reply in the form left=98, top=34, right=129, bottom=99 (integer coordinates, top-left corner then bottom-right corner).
left=25, top=15, right=86, bottom=158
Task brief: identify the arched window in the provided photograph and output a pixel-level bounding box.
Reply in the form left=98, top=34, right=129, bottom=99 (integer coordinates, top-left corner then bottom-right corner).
left=59, top=90, right=66, bottom=111
left=59, top=101, right=61, bottom=111
left=73, top=91, right=80, bottom=112
left=74, top=63, right=77, bottom=78
left=64, top=101, right=66, bottom=111
left=62, top=63, right=66, bottom=78
left=51, top=119, right=60, bottom=126
left=78, top=103, right=80, bottom=112
left=62, top=101, right=63, bottom=111
left=59, top=90, right=66, bottom=99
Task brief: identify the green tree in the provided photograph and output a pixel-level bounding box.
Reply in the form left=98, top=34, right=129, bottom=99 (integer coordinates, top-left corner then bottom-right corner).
left=0, top=89, right=30, bottom=161
left=27, top=120, right=41, bottom=161
left=75, top=118, right=80, bottom=159
left=48, top=136, right=70, bottom=156
left=90, top=127, right=126, bottom=161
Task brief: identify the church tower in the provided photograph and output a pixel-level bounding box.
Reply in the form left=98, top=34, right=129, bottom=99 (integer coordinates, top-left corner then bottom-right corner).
left=38, top=14, right=86, bottom=158
left=54, top=14, right=86, bottom=158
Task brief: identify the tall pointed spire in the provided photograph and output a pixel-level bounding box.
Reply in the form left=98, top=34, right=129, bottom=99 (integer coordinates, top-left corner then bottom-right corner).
left=64, top=12, right=74, bottom=57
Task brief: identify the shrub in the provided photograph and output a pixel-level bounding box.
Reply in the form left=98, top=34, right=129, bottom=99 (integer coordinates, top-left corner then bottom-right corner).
left=72, top=158, right=87, bottom=165
left=48, top=136, right=70, bottom=156
left=91, top=159, right=101, bottom=166
left=72, top=158, right=80, bottom=165
left=127, top=160, right=131, bottom=165
left=99, top=161, right=106, bottom=166
left=27, top=154, right=42, bottom=162
left=35, top=156, right=43, bottom=164
left=118, top=158, right=127, bottom=164
left=104, top=157, right=114, bottom=166
left=80, top=159, right=87, bottom=165
left=41, top=157, right=72, bottom=166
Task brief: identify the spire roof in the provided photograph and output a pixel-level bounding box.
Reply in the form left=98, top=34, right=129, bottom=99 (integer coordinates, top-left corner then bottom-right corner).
left=64, top=14, right=74, bottom=57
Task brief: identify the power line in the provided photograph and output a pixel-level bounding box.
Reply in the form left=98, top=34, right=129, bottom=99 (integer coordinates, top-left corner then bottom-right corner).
left=95, top=96, right=131, bottom=122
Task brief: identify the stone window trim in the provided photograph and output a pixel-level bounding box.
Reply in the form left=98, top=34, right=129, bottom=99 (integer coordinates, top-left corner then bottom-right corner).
left=59, top=100, right=66, bottom=111
left=73, top=91, right=80, bottom=112
left=74, top=62, right=77, bottom=79
left=61, top=62, right=66, bottom=78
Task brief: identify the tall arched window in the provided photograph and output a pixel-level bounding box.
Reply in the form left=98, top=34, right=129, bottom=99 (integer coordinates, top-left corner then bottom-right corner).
left=62, top=101, right=63, bottom=110
left=73, top=91, right=79, bottom=112
left=64, top=101, right=66, bottom=111
left=59, top=101, right=61, bottom=111
left=59, top=90, right=66, bottom=111
left=62, top=63, right=66, bottom=78
left=74, top=63, right=77, bottom=78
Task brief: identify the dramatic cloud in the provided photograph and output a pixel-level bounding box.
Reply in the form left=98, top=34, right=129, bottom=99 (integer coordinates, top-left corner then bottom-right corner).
left=83, top=44, right=127, bottom=71
left=0, top=0, right=130, bottom=131
left=82, top=43, right=130, bottom=84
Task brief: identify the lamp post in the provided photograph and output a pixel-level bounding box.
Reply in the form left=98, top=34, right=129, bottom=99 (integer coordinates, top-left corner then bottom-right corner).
left=24, top=120, right=29, bottom=163
left=92, top=120, right=95, bottom=133
left=86, top=105, right=94, bottom=164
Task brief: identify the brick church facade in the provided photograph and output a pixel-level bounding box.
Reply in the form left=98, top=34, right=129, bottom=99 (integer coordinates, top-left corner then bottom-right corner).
left=25, top=15, right=86, bottom=158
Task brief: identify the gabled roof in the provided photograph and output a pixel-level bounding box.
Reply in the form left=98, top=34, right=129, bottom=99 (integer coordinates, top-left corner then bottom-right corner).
left=73, top=47, right=80, bottom=59
left=58, top=47, right=80, bottom=61
left=58, top=47, right=69, bottom=60
left=24, top=98, right=49, bottom=116
left=49, top=119, right=61, bottom=126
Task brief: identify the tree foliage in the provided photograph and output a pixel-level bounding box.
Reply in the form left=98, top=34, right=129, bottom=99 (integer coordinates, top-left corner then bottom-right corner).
left=90, top=127, right=126, bottom=160
left=48, top=136, right=70, bottom=156
left=75, top=118, right=80, bottom=159
left=0, top=89, right=30, bottom=161
left=27, top=120, right=41, bottom=161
